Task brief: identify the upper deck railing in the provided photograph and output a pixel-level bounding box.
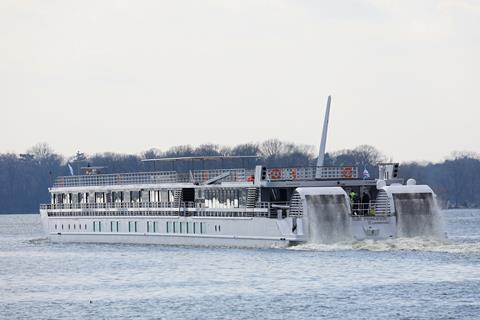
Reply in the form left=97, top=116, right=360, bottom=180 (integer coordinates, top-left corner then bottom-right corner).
left=53, top=169, right=252, bottom=188
left=52, top=166, right=359, bottom=188
left=265, top=166, right=358, bottom=181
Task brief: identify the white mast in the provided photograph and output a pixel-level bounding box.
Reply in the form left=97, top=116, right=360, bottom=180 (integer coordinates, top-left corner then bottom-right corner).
left=315, top=95, right=331, bottom=178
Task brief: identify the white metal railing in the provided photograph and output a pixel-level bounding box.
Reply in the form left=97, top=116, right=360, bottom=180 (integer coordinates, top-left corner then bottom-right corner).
left=351, top=200, right=391, bottom=216
left=191, top=169, right=250, bottom=183
left=266, top=166, right=358, bottom=181
left=40, top=201, right=274, bottom=211
left=53, top=166, right=359, bottom=188
left=53, top=168, right=253, bottom=188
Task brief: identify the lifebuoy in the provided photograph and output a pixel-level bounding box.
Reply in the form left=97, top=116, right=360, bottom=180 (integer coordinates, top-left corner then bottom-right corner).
left=341, top=167, right=353, bottom=178
left=270, top=168, right=282, bottom=180
left=246, top=175, right=255, bottom=182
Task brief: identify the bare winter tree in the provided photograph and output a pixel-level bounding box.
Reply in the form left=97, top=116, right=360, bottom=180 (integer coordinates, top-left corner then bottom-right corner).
left=260, top=139, right=284, bottom=159
left=351, top=145, right=386, bottom=168
left=28, top=142, right=54, bottom=160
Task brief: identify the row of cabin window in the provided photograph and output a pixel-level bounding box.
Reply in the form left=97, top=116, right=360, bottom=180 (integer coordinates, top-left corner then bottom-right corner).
left=166, top=221, right=206, bottom=234
left=52, top=191, right=176, bottom=204
left=52, top=189, right=249, bottom=208
left=90, top=221, right=207, bottom=234
left=54, top=223, right=87, bottom=231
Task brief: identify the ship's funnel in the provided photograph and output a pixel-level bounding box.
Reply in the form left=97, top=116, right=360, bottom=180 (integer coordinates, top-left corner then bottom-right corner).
left=316, top=96, right=331, bottom=179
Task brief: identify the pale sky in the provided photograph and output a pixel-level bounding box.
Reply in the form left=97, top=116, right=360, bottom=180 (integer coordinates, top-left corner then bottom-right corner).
left=1, top=0, right=479, bottom=162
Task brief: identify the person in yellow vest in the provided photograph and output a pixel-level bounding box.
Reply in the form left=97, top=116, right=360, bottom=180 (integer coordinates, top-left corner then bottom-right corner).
left=349, top=191, right=358, bottom=214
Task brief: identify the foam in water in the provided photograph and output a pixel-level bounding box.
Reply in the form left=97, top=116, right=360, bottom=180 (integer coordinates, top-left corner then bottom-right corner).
left=288, top=237, right=480, bottom=253
left=394, top=193, right=445, bottom=239
left=304, top=194, right=352, bottom=244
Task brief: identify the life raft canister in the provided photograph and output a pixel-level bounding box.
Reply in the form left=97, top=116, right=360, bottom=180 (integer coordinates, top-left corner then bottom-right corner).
left=341, top=166, right=353, bottom=178
left=270, top=168, right=282, bottom=180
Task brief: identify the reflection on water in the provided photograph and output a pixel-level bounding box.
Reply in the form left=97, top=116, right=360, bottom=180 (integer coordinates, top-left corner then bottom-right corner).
left=0, top=210, right=480, bottom=320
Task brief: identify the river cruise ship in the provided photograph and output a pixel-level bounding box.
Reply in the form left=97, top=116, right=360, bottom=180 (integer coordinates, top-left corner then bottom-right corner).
left=40, top=98, right=443, bottom=247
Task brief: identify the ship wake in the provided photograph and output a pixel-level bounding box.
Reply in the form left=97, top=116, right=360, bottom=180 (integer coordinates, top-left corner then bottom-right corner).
left=288, top=238, right=480, bottom=253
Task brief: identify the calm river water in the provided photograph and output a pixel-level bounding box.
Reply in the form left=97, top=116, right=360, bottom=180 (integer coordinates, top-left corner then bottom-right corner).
left=1, top=210, right=480, bottom=319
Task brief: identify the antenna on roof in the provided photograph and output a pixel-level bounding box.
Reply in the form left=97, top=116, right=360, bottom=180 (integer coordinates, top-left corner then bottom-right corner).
left=315, top=95, right=331, bottom=178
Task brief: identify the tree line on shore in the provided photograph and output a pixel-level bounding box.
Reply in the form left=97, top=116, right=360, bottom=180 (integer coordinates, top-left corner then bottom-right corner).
left=0, top=141, right=478, bottom=213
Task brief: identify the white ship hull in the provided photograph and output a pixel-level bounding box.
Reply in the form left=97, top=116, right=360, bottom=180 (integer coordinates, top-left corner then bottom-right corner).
left=40, top=208, right=398, bottom=248
left=40, top=210, right=305, bottom=248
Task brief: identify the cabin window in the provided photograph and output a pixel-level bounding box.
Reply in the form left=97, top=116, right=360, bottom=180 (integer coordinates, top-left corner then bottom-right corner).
left=93, top=221, right=102, bottom=232
left=84, top=224, right=87, bottom=230
left=203, top=189, right=242, bottom=208
left=112, top=192, right=123, bottom=203
left=200, top=222, right=205, bottom=234
left=110, top=221, right=119, bottom=232
left=168, top=190, right=175, bottom=203
left=61, top=224, right=64, bottom=230
left=140, top=190, right=149, bottom=202
left=56, top=194, right=64, bottom=204
left=153, top=222, right=158, bottom=233
left=166, top=221, right=171, bottom=233
left=79, top=224, right=81, bottom=230
left=182, top=188, right=195, bottom=203
left=55, top=224, right=57, bottom=230
left=149, top=190, right=161, bottom=203
left=95, top=192, right=105, bottom=203
left=130, top=191, right=140, bottom=203
left=147, top=221, right=150, bottom=233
